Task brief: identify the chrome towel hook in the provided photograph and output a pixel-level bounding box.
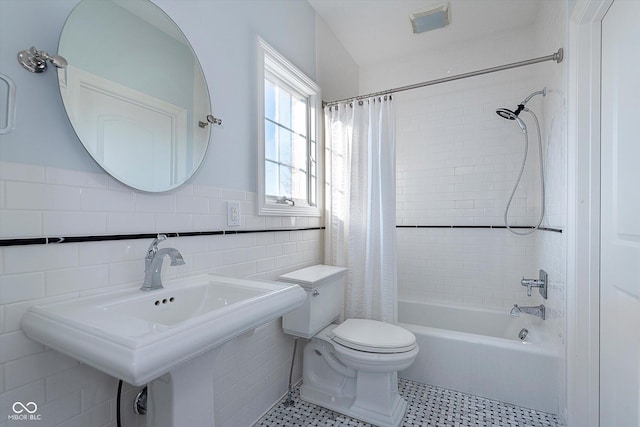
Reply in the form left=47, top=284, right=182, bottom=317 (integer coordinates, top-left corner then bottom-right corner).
left=17, top=46, right=67, bottom=73
left=198, top=114, right=222, bottom=128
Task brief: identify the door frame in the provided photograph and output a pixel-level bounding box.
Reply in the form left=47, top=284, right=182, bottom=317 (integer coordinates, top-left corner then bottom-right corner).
left=567, top=0, right=613, bottom=425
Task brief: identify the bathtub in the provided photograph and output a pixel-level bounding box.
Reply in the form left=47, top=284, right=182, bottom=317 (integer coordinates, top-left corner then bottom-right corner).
left=398, top=300, right=559, bottom=414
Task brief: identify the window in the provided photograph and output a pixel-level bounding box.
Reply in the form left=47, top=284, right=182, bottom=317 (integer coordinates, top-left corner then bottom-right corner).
left=257, top=37, right=322, bottom=217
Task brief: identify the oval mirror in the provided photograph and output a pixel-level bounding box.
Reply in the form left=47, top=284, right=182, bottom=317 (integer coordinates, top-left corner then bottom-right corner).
left=57, top=0, right=211, bottom=192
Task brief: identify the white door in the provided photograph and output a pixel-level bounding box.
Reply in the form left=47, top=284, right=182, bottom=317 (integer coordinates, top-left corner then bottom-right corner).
left=61, top=66, right=187, bottom=192
left=600, top=0, right=640, bottom=425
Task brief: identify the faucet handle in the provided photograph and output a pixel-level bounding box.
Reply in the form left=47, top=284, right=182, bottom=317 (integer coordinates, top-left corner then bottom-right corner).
left=152, top=234, right=168, bottom=245
left=147, top=234, right=167, bottom=257
left=520, top=270, right=548, bottom=299
left=521, top=276, right=533, bottom=296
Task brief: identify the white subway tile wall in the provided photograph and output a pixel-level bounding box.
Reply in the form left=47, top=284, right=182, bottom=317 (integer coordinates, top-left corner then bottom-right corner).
left=0, top=161, right=321, bottom=427
left=383, top=27, right=546, bottom=311
left=397, top=227, right=543, bottom=309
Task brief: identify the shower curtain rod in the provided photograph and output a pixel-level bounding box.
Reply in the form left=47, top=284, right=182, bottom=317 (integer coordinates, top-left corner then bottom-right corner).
left=322, top=48, right=563, bottom=107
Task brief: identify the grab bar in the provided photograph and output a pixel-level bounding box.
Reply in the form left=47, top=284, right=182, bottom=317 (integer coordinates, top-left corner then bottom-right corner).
left=0, top=73, right=16, bottom=134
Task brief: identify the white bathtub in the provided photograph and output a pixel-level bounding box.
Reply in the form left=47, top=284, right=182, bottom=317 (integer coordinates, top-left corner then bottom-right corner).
left=398, top=300, right=559, bottom=414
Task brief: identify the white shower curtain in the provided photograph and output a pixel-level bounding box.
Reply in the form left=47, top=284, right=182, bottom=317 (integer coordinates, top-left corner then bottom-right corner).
left=324, top=97, right=397, bottom=323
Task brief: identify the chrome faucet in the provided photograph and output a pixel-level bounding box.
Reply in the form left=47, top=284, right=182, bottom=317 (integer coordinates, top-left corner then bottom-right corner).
left=510, top=304, right=545, bottom=320
left=141, top=235, right=185, bottom=291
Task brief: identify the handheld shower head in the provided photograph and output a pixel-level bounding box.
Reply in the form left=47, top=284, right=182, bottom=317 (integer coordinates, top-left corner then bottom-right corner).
left=496, top=108, right=515, bottom=120
left=514, top=116, right=527, bottom=134
left=495, top=107, right=527, bottom=133
left=495, top=87, right=547, bottom=130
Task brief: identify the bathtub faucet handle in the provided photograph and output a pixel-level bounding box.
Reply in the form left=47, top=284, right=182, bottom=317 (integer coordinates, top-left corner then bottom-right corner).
left=520, top=269, right=548, bottom=299
left=521, top=277, right=536, bottom=296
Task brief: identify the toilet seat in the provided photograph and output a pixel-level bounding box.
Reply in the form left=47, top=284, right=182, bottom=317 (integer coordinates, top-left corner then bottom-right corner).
left=330, top=319, right=416, bottom=353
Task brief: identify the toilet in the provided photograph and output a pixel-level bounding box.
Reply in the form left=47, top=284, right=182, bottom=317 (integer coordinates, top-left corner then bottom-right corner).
left=280, top=265, right=419, bottom=427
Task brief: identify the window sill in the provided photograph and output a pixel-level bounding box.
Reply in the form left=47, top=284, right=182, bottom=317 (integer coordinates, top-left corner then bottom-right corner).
left=258, top=203, right=321, bottom=217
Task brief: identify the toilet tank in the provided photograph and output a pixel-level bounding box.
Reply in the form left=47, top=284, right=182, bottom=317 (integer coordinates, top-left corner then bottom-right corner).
left=279, top=265, right=346, bottom=338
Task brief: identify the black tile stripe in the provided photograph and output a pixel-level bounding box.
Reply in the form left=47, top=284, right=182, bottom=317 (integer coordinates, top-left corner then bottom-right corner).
left=0, top=224, right=562, bottom=247
left=0, top=228, right=325, bottom=247
left=396, top=225, right=563, bottom=233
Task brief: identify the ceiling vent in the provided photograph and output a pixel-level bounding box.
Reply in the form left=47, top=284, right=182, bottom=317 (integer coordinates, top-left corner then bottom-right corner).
left=410, top=3, right=450, bottom=34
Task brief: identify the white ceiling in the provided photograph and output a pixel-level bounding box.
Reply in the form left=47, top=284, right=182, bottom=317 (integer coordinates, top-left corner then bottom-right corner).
left=308, top=0, right=544, bottom=67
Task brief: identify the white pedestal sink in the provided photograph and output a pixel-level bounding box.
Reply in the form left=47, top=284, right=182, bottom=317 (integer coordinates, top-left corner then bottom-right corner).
left=21, top=274, right=306, bottom=426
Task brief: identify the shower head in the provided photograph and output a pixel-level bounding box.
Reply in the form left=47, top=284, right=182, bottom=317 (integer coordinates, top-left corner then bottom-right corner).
left=496, top=106, right=522, bottom=120
left=495, top=107, right=527, bottom=133
left=495, top=87, right=547, bottom=132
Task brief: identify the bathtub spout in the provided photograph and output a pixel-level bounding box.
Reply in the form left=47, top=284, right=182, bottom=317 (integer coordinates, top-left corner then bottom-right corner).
left=510, top=305, right=521, bottom=317
left=510, top=304, right=545, bottom=320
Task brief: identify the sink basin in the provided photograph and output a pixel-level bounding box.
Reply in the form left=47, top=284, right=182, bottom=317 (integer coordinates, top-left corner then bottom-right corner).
left=21, top=274, right=306, bottom=386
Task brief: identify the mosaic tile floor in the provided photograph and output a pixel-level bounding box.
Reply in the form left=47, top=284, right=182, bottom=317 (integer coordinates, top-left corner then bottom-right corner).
left=254, top=379, right=564, bottom=427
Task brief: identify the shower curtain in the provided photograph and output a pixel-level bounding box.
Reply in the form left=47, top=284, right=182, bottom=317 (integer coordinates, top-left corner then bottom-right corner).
left=324, top=96, right=397, bottom=323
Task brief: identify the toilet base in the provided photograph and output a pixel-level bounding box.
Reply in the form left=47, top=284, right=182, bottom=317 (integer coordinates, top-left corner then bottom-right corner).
left=300, top=339, right=408, bottom=427
left=300, top=376, right=407, bottom=427
left=296, top=322, right=418, bottom=427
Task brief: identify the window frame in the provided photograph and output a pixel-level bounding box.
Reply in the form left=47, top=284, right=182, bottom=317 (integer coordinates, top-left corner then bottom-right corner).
left=256, top=37, right=322, bottom=217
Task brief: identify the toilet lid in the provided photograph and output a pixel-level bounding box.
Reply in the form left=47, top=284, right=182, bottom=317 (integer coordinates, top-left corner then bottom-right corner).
left=331, top=319, right=416, bottom=353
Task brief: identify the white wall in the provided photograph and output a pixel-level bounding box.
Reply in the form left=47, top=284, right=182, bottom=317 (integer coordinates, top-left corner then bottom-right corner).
left=315, top=15, right=359, bottom=104
left=0, top=1, right=359, bottom=426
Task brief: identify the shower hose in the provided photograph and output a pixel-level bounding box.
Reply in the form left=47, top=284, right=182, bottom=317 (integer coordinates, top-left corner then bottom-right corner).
left=504, top=108, right=545, bottom=236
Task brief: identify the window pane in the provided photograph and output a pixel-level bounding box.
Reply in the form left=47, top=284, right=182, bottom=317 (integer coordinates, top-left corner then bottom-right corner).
left=310, top=139, right=316, bottom=181
left=292, top=96, right=307, bottom=137
left=278, top=127, right=293, bottom=165
left=266, top=160, right=278, bottom=197
left=309, top=139, right=316, bottom=206
left=292, top=169, right=307, bottom=201
left=279, top=165, right=292, bottom=198
left=265, top=79, right=276, bottom=121
left=278, top=89, right=292, bottom=129
left=310, top=103, right=316, bottom=140
left=292, top=134, right=307, bottom=173
left=310, top=176, right=316, bottom=206
left=265, top=120, right=277, bottom=161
